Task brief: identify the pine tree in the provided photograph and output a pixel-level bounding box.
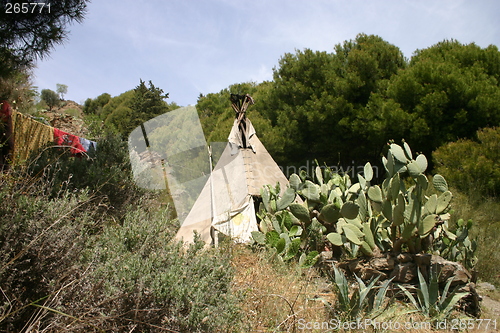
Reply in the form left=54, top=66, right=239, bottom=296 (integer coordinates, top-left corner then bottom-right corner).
left=0, top=0, right=89, bottom=78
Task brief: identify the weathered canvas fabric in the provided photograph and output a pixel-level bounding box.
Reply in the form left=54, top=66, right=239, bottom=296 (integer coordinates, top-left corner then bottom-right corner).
left=175, top=118, right=289, bottom=244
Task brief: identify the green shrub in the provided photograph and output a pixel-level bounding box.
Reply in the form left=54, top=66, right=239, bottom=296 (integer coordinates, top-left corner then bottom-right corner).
left=83, top=93, right=111, bottom=115
left=64, top=107, right=81, bottom=118
left=0, top=173, right=100, bottom=331
left=0, top=169, right=240, bottom=332
left=433, top=127, right=500, bottom=197
left=72, top=207, right=240, bottom=332
left=26, top=133, right=144, bottom=220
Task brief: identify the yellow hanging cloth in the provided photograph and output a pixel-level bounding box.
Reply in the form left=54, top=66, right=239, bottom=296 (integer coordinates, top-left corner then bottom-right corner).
left=11, top=110, right=54, bottom=164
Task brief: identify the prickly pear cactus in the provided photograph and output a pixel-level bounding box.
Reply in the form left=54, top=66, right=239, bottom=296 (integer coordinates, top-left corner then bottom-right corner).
left=254, top=140, right=467, bottom=264
left=378, top=141, right=455, bottom=254
left=252, top=183, right=319, bottom=267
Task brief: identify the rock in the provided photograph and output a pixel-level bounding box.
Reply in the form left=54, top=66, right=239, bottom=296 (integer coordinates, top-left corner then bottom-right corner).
left=459, top=282, right=478, bottom=294
left=397, top=253, right=413, bottom=263
left=320, top=251, right=333, bottom=261
left=369, top=256, right=395, bottom=271
left=458, top=283, right=482, bottom=318
left=360, top=267, right=387, bottom=280
left=346, top=259, right=363, bottom=275
left=477, top=282, right=496, bottom=292
left=413, top=254, right=432, bottom=280
left=431, top=255, right=471, bottom=285
left=329, top=254, right=472, bottom=297
left=371, top=246, right=382, bottom=258
left=414, top=253, right=432, bottom=266
left=390, top=262, right=417, bottom=283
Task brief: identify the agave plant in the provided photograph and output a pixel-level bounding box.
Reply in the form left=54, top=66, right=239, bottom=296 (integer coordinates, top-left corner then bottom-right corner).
left=329, top=265, right=394, bottom=320
left=398, top=266, right=467, bottom=321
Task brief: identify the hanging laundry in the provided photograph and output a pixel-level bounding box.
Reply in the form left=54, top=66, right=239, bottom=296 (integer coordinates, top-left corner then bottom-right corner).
left=1, top=101, right=13, bottom=167
left=2, top=106, right=98, bottom=164
left=79, top=137, right=97, bottom=152
left=11, top=110, right=54, bottom=163
left=54, top=128, right=86, bottom=155
left=0, top=101, right=12, bottom=122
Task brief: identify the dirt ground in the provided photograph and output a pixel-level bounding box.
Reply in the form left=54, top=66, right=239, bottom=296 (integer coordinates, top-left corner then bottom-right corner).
left=476, top=283, right=500, bottom=324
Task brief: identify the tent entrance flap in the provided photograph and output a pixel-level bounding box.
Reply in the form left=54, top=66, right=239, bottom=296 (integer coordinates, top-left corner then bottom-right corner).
left=212, top=195, right=258, bottom=243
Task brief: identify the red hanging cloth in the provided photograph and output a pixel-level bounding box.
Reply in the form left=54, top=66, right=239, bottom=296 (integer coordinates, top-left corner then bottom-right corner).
left=53, top=128, right=85, bottom=155
left=0, top=101, right=12, bottom=122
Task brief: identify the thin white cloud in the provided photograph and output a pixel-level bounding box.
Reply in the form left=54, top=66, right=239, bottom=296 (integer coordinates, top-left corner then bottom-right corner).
left=250, top=64, right=273, bottom=83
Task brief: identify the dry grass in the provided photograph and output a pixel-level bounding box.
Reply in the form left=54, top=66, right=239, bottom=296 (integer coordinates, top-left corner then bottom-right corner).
left=229, top=245, right=493, bottom=333
left=231, top=245, right=335, bottom=332
left=449, top=189, right=500, bottom=286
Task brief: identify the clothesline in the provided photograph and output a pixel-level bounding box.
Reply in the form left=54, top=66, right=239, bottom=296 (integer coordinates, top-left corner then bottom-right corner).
left=1, top=101, right=97, bottom=165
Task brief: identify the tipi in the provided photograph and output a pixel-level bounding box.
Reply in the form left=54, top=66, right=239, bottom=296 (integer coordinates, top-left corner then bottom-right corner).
left=175, top=94, right=290, bottom=244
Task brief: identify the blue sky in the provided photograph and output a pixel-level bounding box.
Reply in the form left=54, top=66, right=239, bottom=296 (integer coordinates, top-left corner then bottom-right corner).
left=33, top=0, right=500, bottom=107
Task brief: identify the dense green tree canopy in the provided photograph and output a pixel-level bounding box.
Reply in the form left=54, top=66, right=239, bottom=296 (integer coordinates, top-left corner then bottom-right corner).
left=40, top=88, right=59, bottom=111
left=433, top=127, right=500, bottom=196
left=85, top=80, right=175, bottom=138
left=128, top=79, right=170, bottom=133
left=81, top=35, right=499, bottom=181
left=195, top=35, right=500, bottom=177
left=386, top=40, right=500, bottom=154
left=83, top=92, right=112, bottom=114
left=259, top=34, right=407, bottom=167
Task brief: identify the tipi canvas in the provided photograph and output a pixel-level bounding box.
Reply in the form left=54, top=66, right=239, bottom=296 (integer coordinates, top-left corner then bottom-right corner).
left=175, top=95, right=289, bottom=244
